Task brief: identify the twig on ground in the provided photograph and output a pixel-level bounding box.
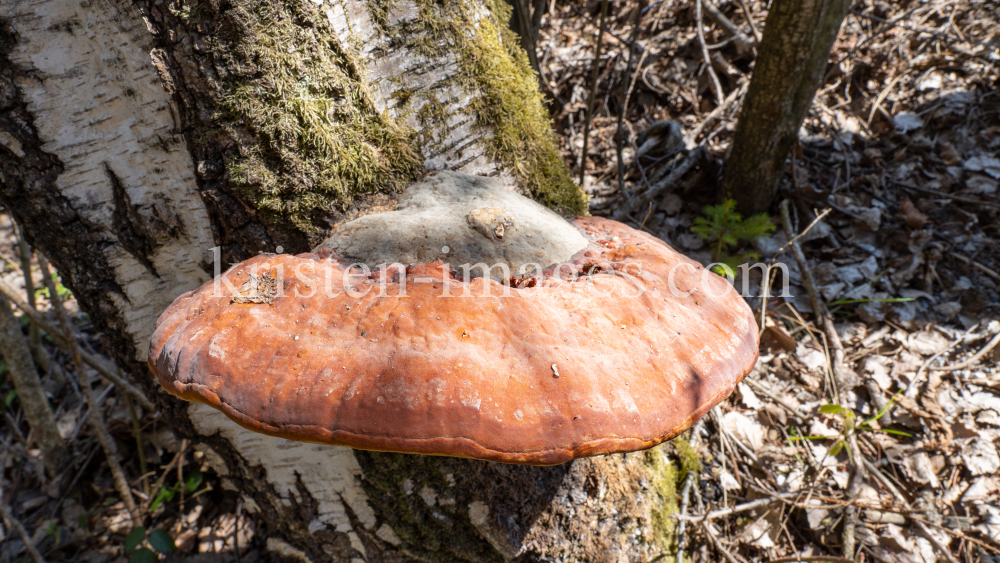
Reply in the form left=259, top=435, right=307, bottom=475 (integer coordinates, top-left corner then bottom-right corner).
left=695, top=0, right=725, bottom=106
left=0, top=277, right=153, bottom=409
left=710, top=407, right=776, bottom=482
left=735, top=0, right=760, bottom=41
left=702, top=0, right=754, bottom=53
left=841, top=433, right=866, bottom=559
left=673, top=493, right=799, bottom=521
left=909, top=325, right=980, bottom=393
left=126, top=393, right=150, bottom=495
left=895, top=182, right=1000, bottom=210
left=685, top=79, right=747, bottom=147
left=950, top=252, right=1000, bottom=282
left=39, top=255, right=140, bottom=525
left=613, top=147, right=704, bottom=220
left=769, top=557, right=855, bottom=563
left=863, top=459, right=960, bottom=563
left=700, top=518, right=743, bottom=563
left=742, top=378, right=808, bottom=420
left=144, top=439, right=189, bottom=513
left=779, top=201, right=851, bottom=398
left=758, top=205, right=829, bottom=336
left=675, top=418, right=707, bottom=563
left=0, top=479, right=46, bottom=563
left=578, top=0, right=609, bottom=188
left=930, top=330, right=1000, bottom=372
left=616, top=0, right=645, bottom=195
left=0, top=290, right=67, bottom=477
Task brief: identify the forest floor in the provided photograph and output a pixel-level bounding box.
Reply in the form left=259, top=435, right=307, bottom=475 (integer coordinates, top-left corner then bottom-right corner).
left=540, top=0, right=1000, bottom=561
left=1, top=0, right=999, bottom=562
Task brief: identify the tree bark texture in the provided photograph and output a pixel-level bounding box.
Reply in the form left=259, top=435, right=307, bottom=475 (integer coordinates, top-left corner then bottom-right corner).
left=0, top=0, right=687, bottom=560
left=719, top=0, right=851, bottom=215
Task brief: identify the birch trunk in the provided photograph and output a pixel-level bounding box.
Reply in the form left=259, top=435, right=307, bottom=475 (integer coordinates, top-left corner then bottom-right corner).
left=0, top=0, right=687, bottom=559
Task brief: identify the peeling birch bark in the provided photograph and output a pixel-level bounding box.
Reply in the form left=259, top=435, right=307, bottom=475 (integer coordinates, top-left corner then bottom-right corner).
left=0, top=0, right=677, bottom=559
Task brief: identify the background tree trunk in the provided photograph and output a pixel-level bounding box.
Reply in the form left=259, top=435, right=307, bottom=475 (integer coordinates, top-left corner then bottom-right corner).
left=0, top=0, right=686, bottom=559
left=719, top=0, right=852, bottom=215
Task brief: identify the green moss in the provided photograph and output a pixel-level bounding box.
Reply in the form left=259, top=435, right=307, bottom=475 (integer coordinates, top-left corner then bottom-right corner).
left=210, top=0, right=423, bottom=235
left=409, top=0, right=588, bottom=215
left=644, top=446, right=680, bottom=553
left=204, top=0, right=584, bottom=241
left=674, top=435, right=703, bottom=479
left=644, top=434, right=702, bottom=557
left=352, top=451, right=503, bottom=562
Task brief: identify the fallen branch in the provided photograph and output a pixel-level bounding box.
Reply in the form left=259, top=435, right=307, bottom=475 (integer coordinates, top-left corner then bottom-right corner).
left=675, top=418, right=707, bottom=563
left=672, top=492, right=798, bottom=521
left=0, top=479, right=46, bottom=563
left=702, top=0, right=755, bottom=53
left=695, top=0, right=725, bottom=106
left=929, top=330, right=1000, bottom=373
left=613, top=147, right=704, bottom=221
left=40, top=255, right=140, bottom=525
left=578, top=0, right=610, bottom=188
left=0, top=276, right=153, bottom=409
left=0, top=291, right=67, bottom=477
left=779, top=201, right=852, bottom=397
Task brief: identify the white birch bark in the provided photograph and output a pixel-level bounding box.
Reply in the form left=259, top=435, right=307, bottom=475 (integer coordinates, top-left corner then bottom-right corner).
left=0, top=0, right=676, bottom=559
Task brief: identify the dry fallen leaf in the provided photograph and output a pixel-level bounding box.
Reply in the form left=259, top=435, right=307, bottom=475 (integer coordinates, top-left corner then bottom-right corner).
left=898, top=197, right=931, bottom=228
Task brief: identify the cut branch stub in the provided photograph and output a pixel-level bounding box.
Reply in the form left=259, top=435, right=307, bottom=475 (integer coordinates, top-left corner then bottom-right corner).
left=149, top=172, right=758, bottom=465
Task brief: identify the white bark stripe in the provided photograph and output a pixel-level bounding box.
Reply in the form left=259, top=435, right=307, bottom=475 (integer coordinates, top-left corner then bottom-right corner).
left=3, top=0, right=214, bottom=359
left=1, top=0, right=380, bottom=549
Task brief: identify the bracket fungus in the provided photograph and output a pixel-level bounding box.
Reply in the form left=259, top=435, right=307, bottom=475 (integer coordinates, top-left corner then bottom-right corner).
left=150, top=172, right=758, bottom=465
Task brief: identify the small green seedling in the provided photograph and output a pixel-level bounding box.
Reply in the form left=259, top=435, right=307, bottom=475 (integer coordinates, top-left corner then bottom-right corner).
left=691, top=199, right=775, bottom=273
left=125, top=526, right=176, bottom=563
left=793, top=391, right=909, bottom=461
left=35, top=273, right=72, bottom=301
left=150, top=471, right=203, bottom=512
left=45, top=521, right=62, bottom=545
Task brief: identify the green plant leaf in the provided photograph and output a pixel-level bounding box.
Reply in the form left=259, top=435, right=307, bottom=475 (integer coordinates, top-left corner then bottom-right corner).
left=819, top=404, right=843, bottom=415
left=149, top=487, right=175, bottom=512
left=692, top=199, right=775, bottom=263
left=790, top=435, right=828, bottom=441
left=125, top=527, right=146, bottom=553
left=3, top=389, right=16, bottom=407
left=148, top=529, right=177, bottom=554
left=130, top=547, right=157, bottom=563
left=828, top=440, right=845, bottom=457
left=184, top=471, right=203, bottom=493
left=878, top=428, right=913, bottom=437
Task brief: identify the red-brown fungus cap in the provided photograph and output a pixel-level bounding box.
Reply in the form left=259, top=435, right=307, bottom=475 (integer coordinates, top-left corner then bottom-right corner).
left=149, top=176, right=758, bottom=465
